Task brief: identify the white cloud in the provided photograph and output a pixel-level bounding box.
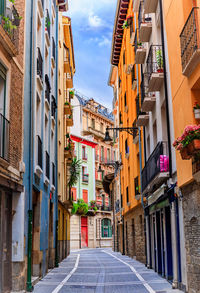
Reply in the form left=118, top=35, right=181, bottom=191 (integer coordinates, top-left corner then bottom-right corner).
left=98, top=36, right=110, bottom=47
left=88, top=13, right=103, bottom=28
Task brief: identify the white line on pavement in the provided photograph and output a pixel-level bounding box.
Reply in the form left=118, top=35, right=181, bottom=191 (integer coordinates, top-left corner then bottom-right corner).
left=51, top=254, right=80, bottom=293
left=102, top=250, right=156, bottom=293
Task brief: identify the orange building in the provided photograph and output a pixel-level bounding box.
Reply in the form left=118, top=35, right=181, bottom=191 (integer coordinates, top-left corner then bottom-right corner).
left=109, top=0, right=146, bottom=263
left=163, top=1, right=200, bottom=292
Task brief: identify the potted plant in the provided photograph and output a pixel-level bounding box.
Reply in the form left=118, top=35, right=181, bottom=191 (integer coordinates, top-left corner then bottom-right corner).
left=69, top=90, right=75, bottom=98
left=193, top=102, right=200, bottom=119
left=156, top=49, right=163, bottom=72
left=173, top=125, right=200, bottom=159
left=137, top=42, right=143, bottom=49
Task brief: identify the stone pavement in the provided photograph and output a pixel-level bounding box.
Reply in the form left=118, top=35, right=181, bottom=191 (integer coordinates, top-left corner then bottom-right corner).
left=33, top=248, right=183, bottom=293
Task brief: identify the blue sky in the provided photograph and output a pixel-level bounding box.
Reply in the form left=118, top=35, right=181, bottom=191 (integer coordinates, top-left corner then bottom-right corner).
left=67, top=0, right=118, bottom=109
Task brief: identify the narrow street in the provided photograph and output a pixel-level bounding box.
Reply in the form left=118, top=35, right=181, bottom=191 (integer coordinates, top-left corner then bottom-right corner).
left=33, top=249, right=183, bottom=293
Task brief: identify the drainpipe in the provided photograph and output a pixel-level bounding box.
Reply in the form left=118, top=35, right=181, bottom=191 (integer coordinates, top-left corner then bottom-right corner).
left=26, top=0, right=34, bottom=290
left=55, top=4, right=59, bottom=268
left=159, top=0, right=172, bottom=178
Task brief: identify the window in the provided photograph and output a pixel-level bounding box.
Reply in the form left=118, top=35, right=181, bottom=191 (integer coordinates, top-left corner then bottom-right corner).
left=131, top=65, right=136, bottom=85
left=101, top=146, right=104, bottom=162
left=125, top=139, right=129, bottom=154
left=107, top=148, right=110, bottom=162
left=123, top=51, right=125, bottom=65
left=82, top=189, right=88, bottom=203
left=0, top=63, right=6, bottom=116
left=126, top=186, right=129, bottom=203
left=101, top=218, right=112, bottom=238
left=100, top=122, right=103, bottom=133
left=91, top=118, right=95, bottom=129
left=124, top=92, right=127, bottom=107
left=82, top=166, right=89, bottom=183
left=71, top=187, right=77, bottom=201
left=101, top=170, right=104, bottom=181
left=82, top=146, right=87, bottom=160
left=121, top=194, right=123, bottom=208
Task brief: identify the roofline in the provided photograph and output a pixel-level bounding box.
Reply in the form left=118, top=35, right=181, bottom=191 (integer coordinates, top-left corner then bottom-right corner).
left=110, top=0, right=121, bottom=64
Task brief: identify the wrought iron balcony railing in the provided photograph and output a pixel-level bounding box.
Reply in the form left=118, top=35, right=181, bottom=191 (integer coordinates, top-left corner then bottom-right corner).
left=146, top=45, right=163, bottom=76
left=37, top=135, right=42, bottom=169
left=52, top=162, right=55, bottom=186
left=37, top=47, right=43, bottom=81
left=0, top=113, right=9, bottom=161
left=45, top=74, right=51, bottom=104
left=180, top=7, right=200, bottom=76
left=142, top=141, right=169, bottom=192
left=0, top=4, right=20, bottom=51
left=45, top=151, right=50, bottom=179
left=45, top=9, right=50, bottom=38
left=52, top=37, right=56, bottom=60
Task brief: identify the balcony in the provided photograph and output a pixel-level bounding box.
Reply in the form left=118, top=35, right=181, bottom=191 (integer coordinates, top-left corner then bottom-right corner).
left=134, top=176, right=140, bottom=200
left=35, top=135, right=43, bottom=176
left=138, top=2, right=152, bottom=42
left=66, top=116, right=73, bottom=127
left=180, top=7, right=200, bottom=77
left=136, top=95, right=149, bottom=126
left=134, top=30, right=146, bottom=64
left=37, top=47, right=43, bottom=86
left=38, top=0, right=44, bottom=17
left=45, top=74, right=51, bottom=108
left=0, top=4, right=20, bottom=57
left=64, top=103, right=72, bottom=115
left=144, top=0, right=158, bottom=14
left=45, top=9, right=50, bottom=46
left=66, top=72, right=73, bottom=89
left=87, top=126, right=105, bottom=139
left=141, top=79, right=156, bottom=112
left=82, top=174, right=89, bottom=184
left=146, top=45, right=164, bottom=92
left=0, top=113, right=9, bottom=162
left=101, top=205, right=111, bottom=212
left=51, top=37, right=56, bottom=68
left=142, top=141, right=169, bottom=194
left=58, top=0, right=68, bottom=12
left=64, top=55, right=70, bottom=73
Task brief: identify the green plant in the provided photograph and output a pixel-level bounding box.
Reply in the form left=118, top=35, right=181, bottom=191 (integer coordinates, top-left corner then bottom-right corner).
left=64, top=101, right=69, bottom=106
left=68, top=158, right=82, bottom=187
left=193, top=102, right=200, bottom=111
left=1, top=15, right=16, bottom=35
left=71, top=199, right=88, bottom=215
left=156, top=49, right=163, bottom=69
left=69, top=90, right=75, bottom=96
left=173, top=125, right=200, bottom=150
left=45, top=17, right=50, bottom=28
left=66, top=133, right=70, bottom=138
left=122, top=20, right=128, bottom=29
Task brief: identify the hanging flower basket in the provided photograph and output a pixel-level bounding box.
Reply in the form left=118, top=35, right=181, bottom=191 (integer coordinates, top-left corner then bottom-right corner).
left=173, top=125, right=200, bottom=160
left=180, top=147, right=191, bottom=160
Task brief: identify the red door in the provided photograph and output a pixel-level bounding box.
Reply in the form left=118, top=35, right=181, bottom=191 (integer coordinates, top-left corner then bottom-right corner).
left=81, top=217, right=88, bottom=248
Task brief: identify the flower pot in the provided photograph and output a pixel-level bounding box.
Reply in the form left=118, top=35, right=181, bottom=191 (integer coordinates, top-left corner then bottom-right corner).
left=157, top=68, right=164, bottom=73
left=194, top=109, right=200, bottom=119
left=180, top=147, right=191, bottom=160
left=188, top=139, right=200, bottom=155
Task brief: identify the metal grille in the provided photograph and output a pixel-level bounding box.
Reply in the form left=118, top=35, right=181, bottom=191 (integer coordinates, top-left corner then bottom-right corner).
left=37, top=135, right=42, bottom=169
left=37, top=47, right=43, bottom=81
left=142, top=141, right=168, bottom=192
left=0, top=113, right=9, bottom=161
left=46, top=151, right=50, bottom=179
left=180, top=7, right=200, bottom=73
left=146, top=45, right=163, bottom=76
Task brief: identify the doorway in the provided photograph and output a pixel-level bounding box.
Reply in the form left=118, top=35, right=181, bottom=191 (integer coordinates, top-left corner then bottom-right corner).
left=81, top=217, right=88, bottom=248
left=0, top=190, right=12, bottom=293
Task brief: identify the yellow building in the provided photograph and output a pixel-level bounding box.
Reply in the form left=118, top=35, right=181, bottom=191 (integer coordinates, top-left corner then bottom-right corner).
left=57, top=14, right=75, bottom=261
left=109, top=0, right=145, bottom=262
left=163, top=1, right=200, bottom=291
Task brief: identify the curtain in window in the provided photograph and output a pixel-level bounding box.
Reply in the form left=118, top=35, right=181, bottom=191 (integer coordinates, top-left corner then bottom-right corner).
left=101, top=218, right=112, bottom=238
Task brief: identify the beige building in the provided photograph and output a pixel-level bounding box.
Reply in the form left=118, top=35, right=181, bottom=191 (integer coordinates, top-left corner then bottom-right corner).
left=70, top=94, right=116, bottom=249
left=57, top=14, right=75, bottom=261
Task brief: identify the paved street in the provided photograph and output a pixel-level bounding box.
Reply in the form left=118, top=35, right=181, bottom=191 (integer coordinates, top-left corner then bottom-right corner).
left=33, top=249, right=183, bottom=293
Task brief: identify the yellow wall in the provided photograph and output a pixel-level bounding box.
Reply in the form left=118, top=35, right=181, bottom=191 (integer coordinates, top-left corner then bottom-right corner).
left=164, top=0, right=200, bottom=187
left=58, top=203, right=70, bottom=241
left=118, top=1, right=143, bottom=214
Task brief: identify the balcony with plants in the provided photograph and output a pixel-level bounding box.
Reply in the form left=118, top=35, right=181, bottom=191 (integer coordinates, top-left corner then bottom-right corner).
left=146, top=45, right=164, bottom=92
left=0, top=0, right=21, bottom=56
left=134, top=29, right=146, bottom=64
left=64, top=135, right=75, bottom=160
left=0, top=113, right=9, bottom=163
left=66, top=113, right=73, bottom=127
left=136, top=94, right=149, bottom=127
left=140, top=76, right=156, bottom=112
left=45, top=9, right=50, bottom=46
left=142, top=141, right=169, bottom=194
left=180, top=7, right=200, bottom=77
left=144, top=0, right=158, bottom=14
left=138, top=1, right=152, bottom=43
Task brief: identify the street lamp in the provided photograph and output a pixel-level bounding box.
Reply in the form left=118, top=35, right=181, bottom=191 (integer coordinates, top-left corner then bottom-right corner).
left=104, top=126, right=139, bottom=142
